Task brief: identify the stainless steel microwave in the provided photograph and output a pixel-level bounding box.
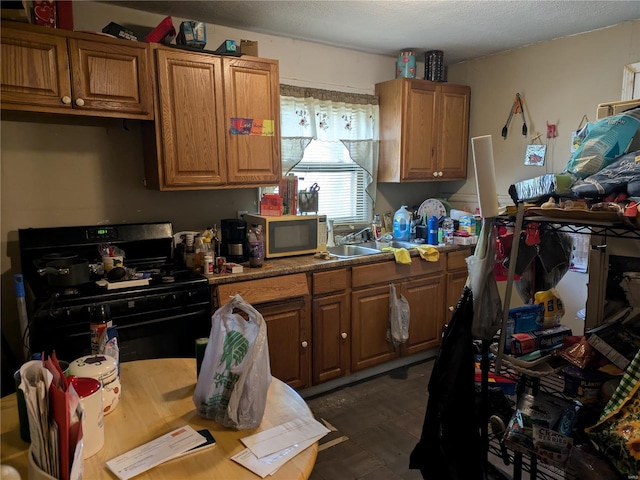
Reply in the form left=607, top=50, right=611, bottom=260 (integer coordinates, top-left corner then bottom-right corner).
left=243, top=214, right=327, bottom=258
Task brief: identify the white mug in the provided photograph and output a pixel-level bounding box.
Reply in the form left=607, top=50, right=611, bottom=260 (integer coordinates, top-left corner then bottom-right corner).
left=70, top=377, right=104, bottom=458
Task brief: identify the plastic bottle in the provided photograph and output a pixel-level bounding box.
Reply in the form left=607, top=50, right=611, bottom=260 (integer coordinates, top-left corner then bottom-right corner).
left=248, top=225, right=264, bottom=268
left=89, top=303, right=112, bottom=355
left=203, top=253, right=214, bottom=275
left=392, top=205, right=411, bottom=241
left=443, top=217, right=454, bottom=245
left=427, top=215, right=439, bottom=245
left=372, top=214, right=383, bottom=240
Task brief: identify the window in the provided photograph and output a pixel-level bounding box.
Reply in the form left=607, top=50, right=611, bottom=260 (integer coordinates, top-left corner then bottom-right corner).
left=291, top=140, right=372, bottom=223
left=278, top=85, right=379, bottom=224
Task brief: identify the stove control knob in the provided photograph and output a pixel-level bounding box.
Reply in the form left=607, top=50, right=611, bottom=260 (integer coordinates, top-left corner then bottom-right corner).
left=168, top=294, right=177, bottom=306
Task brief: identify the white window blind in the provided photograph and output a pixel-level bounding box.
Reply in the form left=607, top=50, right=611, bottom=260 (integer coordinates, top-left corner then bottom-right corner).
left=291, top=140, right=372, bottom=223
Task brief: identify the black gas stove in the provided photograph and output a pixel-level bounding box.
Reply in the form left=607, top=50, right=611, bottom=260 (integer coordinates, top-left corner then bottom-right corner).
left=19, top=222, right=212, bottom=363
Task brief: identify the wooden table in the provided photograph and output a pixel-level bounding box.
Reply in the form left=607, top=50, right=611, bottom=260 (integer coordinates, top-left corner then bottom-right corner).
left=1, top=358, right=318, bottom=479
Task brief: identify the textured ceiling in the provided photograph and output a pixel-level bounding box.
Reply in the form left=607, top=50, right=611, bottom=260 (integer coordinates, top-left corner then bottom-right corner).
left=105, top=1, right=640, bottom=64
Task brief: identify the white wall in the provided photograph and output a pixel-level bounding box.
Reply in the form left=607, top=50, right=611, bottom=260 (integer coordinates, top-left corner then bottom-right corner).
left=2, top=1, right=638, bottom=361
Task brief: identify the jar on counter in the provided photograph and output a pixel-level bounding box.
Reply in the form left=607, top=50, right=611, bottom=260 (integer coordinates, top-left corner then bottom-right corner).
left=69, top=354, right=120, bottom=415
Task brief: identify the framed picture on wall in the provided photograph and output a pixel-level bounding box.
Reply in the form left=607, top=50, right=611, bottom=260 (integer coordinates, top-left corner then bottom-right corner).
left=524, top=145, right=546, bottom=166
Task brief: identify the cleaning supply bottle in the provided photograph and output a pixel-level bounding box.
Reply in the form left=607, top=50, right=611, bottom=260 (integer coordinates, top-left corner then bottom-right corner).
left=393, top=205, right=411, bottom=241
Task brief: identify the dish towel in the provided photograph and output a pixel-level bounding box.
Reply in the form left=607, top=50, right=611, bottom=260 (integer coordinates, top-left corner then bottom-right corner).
left=382, top=247, right=412, bottom=264
left=417, top=245, right=439, bottom=262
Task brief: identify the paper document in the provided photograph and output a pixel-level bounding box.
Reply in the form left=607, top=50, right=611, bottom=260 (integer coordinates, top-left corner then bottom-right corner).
left=241, top=417, right=330, bottom=458
left=232, top=434, right=325, bottom=478
left=232, top=416, right=329, bottom=478
left=106, top=426, right=208, bottom=480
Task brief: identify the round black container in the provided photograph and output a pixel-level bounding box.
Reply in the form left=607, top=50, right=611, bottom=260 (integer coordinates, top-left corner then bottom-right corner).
left=424, top=50, right=445, bottom=82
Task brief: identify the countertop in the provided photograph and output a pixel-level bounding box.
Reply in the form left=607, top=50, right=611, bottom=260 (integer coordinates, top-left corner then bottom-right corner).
left=205, top=244, right=470, bottom=285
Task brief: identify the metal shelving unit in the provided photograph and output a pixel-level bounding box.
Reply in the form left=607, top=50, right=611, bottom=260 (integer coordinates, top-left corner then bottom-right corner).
left=488, top=203, right=639, bottom=480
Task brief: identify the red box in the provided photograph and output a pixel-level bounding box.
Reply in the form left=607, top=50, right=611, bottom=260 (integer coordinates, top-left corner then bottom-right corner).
left=33, top=0, right=56, bottom=27
left=260, top=194, right=283, bottom=216
left=145, top=16, right=176, bottom=44
left=56, top=0, right=73, bottom=30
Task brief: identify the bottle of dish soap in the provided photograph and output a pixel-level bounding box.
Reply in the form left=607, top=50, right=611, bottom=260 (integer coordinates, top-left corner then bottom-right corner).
left=392, top=205, right=411, bottom=241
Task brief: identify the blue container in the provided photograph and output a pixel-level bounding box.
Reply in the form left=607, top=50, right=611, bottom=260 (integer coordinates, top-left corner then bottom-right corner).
left=427, top=216, right=439, bottom=245
left=393, top=205, right=411, bottom=241
left=396, top=51, right=416, bottom=78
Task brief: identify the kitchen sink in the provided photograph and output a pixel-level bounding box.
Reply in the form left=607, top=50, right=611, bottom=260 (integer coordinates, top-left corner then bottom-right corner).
left=326, top=244, right=382, bottom=258
left=385, top=240, right=423, bottom=249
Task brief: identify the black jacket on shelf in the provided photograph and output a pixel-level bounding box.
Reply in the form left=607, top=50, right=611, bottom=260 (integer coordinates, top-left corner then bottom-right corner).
left=409, top=286, right=484, bottom=480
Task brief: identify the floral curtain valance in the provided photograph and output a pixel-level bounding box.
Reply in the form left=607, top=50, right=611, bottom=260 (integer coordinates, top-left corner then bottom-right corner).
left=280, top=84, right=380, bottom=204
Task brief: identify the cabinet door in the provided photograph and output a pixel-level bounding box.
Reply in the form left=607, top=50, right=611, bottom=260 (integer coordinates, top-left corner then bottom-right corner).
left=312, top=293, right=350, bottom=384
left=68, top=38, right=152, bottom=118
left=400, top=274, right=445, bottom=356
left=260, top=298, right=311, bottom=390
left=437, top=84, right=470, bottom=179
left=445, top=270, right=468, bottom=334
left=351, top=284, right=398, bottom=371
left=153, top=49, right=227, bottom=188
left=223, top=57, right=281, bottom=185
left=403, top=81, right=438, bottom=180
left=0, top=26, right=72, bottom=111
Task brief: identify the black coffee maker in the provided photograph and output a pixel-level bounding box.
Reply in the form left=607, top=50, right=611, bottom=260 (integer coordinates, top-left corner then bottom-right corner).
left=220, top=219, right=249, bottom=263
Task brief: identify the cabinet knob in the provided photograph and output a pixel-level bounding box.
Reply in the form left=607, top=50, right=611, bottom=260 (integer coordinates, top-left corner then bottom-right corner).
left=61, top=96, right=72, bottom=105
left=341, top=332, right=348, bottom=339
left=449, top=305, right=455, bottom=312
left=432, top=171, right=438, bottom=177
left=301, top=341, right=308, bottom=348
left=75, top=98, right=85, bottom=107
left=438, top=171, right=444, bottom=177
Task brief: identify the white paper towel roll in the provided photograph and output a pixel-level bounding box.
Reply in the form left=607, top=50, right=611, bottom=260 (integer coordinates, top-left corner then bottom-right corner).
left=471, top=135, right=500, bottom=218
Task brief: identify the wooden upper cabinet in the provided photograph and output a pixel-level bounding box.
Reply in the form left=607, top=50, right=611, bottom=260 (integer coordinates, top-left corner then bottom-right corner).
left=146, top=48, right=226, bottom=189
left=144, top=48, right=281, bottom=190
left=1, top=21, right=153, bottom=119
left=376, top=78, right=470, bottom=182
left=223, top=57, right=281, bottom=184
left=438, top=84, right=470, bottom=179
left=67, top=38, right=152, bottom=117
left=0, top=26, right=72, bottom=110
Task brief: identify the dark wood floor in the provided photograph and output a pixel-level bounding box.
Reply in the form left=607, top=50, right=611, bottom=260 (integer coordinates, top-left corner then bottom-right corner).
left=305, top=359, right=523, bottom=480
left=305, top=360, right=433, bottom=480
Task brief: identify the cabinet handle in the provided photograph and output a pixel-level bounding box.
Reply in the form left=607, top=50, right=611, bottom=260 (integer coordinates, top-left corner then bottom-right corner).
left=75, top=98, right=85, bottom=107
left=61, top=96, right=72, bottom=105
left=341, top=332, right=348, bottom=339
left=301, top=341, right=308, bottom=348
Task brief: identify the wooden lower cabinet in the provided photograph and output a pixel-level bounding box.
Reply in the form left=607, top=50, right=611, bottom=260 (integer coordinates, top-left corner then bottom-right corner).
left=259, top=299, right=311, bottom=390
left=444, top=248, right=472, bottom=336
left=312, top=293, right=350, bottom=384
left=351, top=284, right=397, bottom=371
left=400, top=274, right=446, bottom=356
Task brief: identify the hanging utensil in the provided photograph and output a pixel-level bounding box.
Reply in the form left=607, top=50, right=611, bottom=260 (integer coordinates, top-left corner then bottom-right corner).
left=501, top=99, right=516, bottom=138
left=516, top=93, right=527, bottom=136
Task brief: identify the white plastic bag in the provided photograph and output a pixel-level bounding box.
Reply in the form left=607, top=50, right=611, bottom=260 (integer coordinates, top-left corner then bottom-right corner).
left=193, top=294, right=272, bottom=430
left=466, top=218, right=503, bottom=340
left=388, top=283, right=410, bottom=347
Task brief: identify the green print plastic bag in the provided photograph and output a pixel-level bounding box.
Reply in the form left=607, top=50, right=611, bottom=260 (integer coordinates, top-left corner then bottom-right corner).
left=193, top=294, right=272, bottom=429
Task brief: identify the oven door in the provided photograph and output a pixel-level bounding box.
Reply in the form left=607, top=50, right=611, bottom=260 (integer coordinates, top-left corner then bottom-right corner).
left=29, top=290, right=211, bottom=362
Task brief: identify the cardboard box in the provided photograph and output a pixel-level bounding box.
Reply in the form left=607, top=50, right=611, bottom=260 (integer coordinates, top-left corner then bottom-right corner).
left=102, top=22, right=139, bottom=41
left=240, top=39, right=259, bottom=56
left=511, top=325, right=572, bottom=356
left=587, top=320, right=640, bottom=369
left=223, top=263, right=243, bottom=274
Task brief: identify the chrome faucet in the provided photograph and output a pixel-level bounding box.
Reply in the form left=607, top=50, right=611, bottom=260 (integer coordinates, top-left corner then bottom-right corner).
left=336, top=226, right=372, bottom=245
